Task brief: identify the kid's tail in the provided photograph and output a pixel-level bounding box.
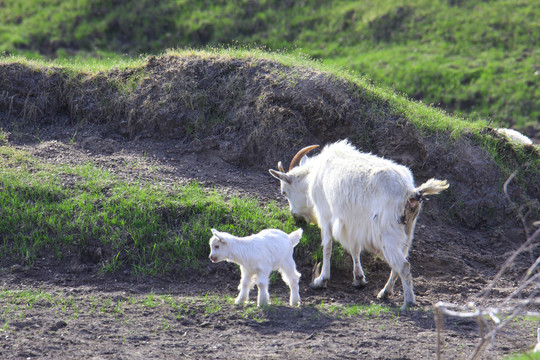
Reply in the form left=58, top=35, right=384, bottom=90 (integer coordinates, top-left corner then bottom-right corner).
left=288, top=228, right=303, bottom=247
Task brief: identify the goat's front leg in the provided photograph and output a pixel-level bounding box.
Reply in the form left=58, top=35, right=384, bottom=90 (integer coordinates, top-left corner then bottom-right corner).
left=235, top=266, right=252, bottom=305
left=352, top=247, right=367, bottom=288
left=310, top=224, right=332, bottom=289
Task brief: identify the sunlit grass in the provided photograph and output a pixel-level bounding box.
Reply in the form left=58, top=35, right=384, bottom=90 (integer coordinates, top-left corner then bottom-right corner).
left=0, top=52, right=144, bottom=73
left=0, top=143, right=321, bottom=275
left=320, top=300, right=394, bottom=318
left=505, top=351, right=540, bottom=360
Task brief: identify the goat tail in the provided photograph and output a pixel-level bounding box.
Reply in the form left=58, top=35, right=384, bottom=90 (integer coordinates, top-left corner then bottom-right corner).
left=415, top=178, right=449, bottom=197
left=288, top=228, right=303, bottom=247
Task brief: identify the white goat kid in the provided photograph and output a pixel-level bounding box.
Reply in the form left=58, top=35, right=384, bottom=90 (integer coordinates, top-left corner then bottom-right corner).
left=208, top=228, right=303, bottom=307
left=269, top=140, right=449, bottom=310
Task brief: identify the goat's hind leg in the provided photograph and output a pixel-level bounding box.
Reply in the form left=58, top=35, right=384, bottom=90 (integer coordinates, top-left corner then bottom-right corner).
left=377, top=269, right=398, bottom=299
left=280, top=260, right=301, bottom=306
left=380, top=234, right=416, bottom=310
left=379, top=240, right=413, bottom=299
left=255, top=269, right=271, bottom=307
left=397, top=260, right=415, bottom=310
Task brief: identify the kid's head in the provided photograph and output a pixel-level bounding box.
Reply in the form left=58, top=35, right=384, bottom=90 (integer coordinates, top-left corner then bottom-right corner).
left=208, top=229, right=227, bottom=263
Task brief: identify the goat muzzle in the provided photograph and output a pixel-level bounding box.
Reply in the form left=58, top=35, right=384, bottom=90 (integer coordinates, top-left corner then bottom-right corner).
left=293, top=214, right=309, bottom=225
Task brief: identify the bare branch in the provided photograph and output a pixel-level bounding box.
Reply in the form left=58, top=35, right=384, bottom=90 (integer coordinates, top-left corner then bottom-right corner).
left=434, top=166, right=539, bottom=359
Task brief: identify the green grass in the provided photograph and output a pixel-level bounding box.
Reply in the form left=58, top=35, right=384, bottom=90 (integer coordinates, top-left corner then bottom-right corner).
left=325, top=302, right=394, bottom=318
left=505, top=352, right=540, bottom=360
left=1, top=0, right=538, bottom=131
left=0, top=142, right=321, bottom=275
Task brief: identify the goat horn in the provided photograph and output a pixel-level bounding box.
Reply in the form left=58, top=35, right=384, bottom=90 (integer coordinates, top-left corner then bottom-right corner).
left=289, top=145, right=320, bottom=171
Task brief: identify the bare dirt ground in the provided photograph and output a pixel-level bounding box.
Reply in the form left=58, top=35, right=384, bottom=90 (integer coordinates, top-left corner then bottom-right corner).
left=0, top=122, right=538, bottom=360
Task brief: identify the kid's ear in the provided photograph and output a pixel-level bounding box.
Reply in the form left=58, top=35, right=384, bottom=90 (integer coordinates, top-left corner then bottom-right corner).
left=211, top=229, right=225, bottom=243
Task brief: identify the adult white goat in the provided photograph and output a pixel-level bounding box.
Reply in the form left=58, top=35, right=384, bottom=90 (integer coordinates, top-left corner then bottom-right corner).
left=269, top=140, right=449, bottom=309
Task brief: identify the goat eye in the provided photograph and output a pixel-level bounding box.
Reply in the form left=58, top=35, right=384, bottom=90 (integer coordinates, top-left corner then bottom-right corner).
left=282, top=191, right=287, bottom=197
left=214, top=245, right=219, bottom=249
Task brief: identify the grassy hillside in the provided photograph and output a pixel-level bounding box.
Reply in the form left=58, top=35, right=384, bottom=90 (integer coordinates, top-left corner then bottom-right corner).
left=1, top=0, right=538, bottom=136
left=0, top=141, right=321, bottom=274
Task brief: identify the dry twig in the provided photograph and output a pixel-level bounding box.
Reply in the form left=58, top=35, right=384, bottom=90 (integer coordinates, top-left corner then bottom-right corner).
left=434, top=168, right=540, bottom=359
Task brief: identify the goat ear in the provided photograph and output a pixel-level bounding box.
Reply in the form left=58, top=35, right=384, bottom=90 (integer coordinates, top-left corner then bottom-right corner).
left=299, top=155, right=309, bottom=167
left=278, top=161, right=285, bottom=173
left=269, top=169, right=292, bottom=184
left=211, top=229, right=226, bottom=243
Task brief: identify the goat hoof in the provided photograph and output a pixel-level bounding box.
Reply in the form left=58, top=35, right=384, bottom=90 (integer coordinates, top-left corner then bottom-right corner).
left=400, top=301, right=416, bottom=311
left=353, top=279, right=368, bottom=289
left=235, top=297, right=248, bottom=305
left=309, top=280, right=327, bottom=290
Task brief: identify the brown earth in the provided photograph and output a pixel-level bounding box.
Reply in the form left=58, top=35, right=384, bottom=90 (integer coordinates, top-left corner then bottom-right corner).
left=0, top=55, right=539, bottom=359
